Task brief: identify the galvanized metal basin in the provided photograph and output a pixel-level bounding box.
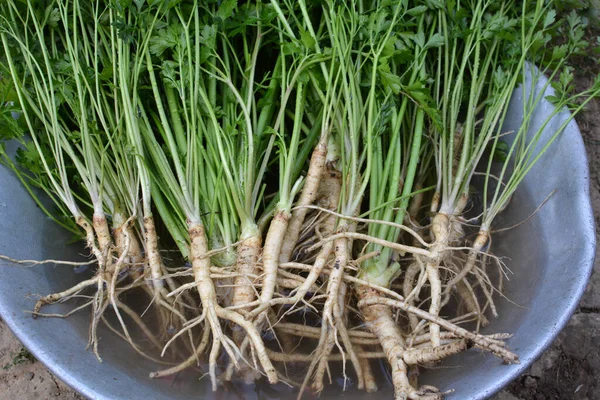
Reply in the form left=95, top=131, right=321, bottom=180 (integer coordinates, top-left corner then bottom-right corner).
left=0, top=69, right=594, bottom=399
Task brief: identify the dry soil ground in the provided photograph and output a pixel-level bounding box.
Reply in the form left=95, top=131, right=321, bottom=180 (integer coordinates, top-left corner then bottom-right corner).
left=1, top=37, right=600, bottom=400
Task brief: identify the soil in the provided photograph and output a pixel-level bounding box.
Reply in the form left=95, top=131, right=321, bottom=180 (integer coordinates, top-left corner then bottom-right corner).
left=0, top=317, right=83, bottom=400
left=1, top=23, right=600, bottom=400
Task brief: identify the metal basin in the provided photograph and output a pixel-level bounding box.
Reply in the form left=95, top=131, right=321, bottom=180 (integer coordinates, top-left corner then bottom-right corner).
left=0, top=69, right=595, bottom=399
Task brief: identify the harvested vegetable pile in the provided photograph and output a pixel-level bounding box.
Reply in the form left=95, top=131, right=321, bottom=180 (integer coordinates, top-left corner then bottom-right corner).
left=0, top=0, right=599, bottom=398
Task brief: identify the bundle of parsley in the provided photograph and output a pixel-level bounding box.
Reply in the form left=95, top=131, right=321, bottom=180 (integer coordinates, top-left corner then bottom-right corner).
left=1, top=1, right=598, bottom=398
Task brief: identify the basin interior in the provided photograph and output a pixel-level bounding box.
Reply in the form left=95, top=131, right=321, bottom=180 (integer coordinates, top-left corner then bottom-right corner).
left=0, top=72, right=594, bottom=400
